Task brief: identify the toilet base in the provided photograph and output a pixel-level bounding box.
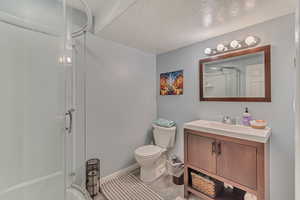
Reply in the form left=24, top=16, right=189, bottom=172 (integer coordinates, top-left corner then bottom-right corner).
left=140, top=158, right=166, bottom=182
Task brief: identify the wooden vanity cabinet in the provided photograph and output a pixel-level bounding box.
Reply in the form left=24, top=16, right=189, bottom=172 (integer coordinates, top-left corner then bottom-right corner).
left=184, top=129, right=269, bottom=200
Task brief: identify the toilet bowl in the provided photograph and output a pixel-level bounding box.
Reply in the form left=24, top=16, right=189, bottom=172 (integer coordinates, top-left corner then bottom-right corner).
left=135, top=125, right=176, bottom=182
left=66, top=184, right=92, bottom=200
left=134, top=145, right=166, bottom=182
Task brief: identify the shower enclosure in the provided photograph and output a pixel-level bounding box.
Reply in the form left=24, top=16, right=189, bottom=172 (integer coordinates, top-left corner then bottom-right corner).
left=0, top=0, right=92, bottom=199
left=204, top=66, right=241, bottom=97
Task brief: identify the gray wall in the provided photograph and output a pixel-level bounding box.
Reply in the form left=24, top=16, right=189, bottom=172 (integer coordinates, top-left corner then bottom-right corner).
left=157, top=14, right=295, bottom=200
left=75, top=33, right=157, bottom=178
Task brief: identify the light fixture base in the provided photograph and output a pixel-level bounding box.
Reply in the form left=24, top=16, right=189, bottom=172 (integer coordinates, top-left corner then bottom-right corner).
left=204, top=36, right=260, bottom=56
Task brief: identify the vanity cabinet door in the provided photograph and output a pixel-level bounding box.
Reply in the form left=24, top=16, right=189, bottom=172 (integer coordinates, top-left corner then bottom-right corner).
left=186, top=133, right=216, bottom=173
left=216, top=140, right=257, bottom=189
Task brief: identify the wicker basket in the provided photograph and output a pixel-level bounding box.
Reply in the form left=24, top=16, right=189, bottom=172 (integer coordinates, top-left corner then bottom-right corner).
left=191, top=172, right=223, bottom=198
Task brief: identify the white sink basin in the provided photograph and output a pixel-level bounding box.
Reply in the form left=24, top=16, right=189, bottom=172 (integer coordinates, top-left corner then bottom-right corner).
left=184, top=120, right=271, bottom=143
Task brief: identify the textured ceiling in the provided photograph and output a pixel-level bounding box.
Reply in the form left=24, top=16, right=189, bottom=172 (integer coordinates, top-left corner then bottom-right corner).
left=71, top=0, right=296, bottom=54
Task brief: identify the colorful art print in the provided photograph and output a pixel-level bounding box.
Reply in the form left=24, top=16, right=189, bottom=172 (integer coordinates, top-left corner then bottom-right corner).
left=160, top=70, right=183, bottom=95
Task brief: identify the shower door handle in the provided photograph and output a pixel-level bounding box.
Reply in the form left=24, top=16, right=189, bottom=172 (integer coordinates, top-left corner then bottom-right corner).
left=65, top=108, right=75, bottom=134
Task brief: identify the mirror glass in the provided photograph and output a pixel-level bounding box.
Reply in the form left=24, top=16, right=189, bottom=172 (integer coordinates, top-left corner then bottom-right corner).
left=203, top=52, right=265, bottom=98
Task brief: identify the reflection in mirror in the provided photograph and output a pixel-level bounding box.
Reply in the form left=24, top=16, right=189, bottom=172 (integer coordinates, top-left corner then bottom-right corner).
left=203, top=52, right=265, bottom=98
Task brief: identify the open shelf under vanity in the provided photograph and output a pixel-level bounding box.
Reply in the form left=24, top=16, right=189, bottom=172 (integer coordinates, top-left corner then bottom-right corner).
left=186, top=166, right=246, bottom=200
left=187, top=186, right=244, bottom=200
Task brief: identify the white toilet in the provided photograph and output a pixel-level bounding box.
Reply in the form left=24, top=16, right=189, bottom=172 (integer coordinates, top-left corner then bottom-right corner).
left=135, top=124, right=176, bottom=182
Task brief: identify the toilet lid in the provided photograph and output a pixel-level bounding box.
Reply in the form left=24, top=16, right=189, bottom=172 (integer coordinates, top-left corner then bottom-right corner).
left=135, top=145, right=162, bottom=157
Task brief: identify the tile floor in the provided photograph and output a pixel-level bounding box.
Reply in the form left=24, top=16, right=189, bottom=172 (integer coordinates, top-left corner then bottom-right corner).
left=95, top=169, right=201, bottom=200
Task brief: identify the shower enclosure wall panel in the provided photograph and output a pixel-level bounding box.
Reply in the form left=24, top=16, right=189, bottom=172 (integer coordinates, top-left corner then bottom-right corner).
left=0, top=20, right=65, bottom=200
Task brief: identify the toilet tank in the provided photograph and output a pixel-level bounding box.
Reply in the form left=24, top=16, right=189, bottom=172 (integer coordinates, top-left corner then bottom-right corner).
left=153, top=124, right=176, bottom=149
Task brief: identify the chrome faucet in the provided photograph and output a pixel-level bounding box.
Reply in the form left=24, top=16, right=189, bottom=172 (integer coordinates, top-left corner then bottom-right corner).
left=222, top=116, right=237, bottom=125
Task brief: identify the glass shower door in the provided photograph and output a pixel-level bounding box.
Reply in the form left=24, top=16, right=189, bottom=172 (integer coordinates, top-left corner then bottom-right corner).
left=0, top=1, right=66, bottom=200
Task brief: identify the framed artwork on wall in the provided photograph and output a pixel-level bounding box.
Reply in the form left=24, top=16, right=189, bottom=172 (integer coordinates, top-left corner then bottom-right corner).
left=160, top=70, right=184, bottom=95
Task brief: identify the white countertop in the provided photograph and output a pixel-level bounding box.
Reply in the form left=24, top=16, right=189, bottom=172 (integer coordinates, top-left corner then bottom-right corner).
left=184, top=120, right=271, bottom=143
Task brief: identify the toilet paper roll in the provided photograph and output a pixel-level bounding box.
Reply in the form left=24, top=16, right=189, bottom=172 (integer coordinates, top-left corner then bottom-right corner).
left=224, top=183, right=234, bottom=189
left=244, top=192, right=257, bottom=200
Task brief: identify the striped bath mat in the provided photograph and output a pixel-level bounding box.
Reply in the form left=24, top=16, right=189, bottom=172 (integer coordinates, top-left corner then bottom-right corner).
left=101, top=173, right=164, bottom=200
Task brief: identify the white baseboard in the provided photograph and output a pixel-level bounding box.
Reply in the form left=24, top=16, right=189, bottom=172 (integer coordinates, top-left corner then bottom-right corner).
left=101, top=163, right=140, bottom=184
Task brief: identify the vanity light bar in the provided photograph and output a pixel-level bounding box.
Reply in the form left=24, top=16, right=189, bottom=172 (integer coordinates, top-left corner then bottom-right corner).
left=204, top=36, right=260, bottom=56
left=59, top=55, right=72, bottom=65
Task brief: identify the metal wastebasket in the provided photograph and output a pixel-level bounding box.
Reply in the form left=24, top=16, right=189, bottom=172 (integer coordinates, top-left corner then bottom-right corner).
left=86, top=159, right=100, bottom=198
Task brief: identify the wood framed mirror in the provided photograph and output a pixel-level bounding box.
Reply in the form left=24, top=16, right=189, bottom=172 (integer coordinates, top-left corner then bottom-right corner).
left=199, top=45, right=271, bottom=102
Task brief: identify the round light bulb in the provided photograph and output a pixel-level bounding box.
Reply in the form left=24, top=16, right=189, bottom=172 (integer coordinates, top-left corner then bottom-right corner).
left=204, top=48, right=212, bottom=55
left=59, top=56, right=64, bottom=64
left=230, top=40, right=241, bottom=49
left=217, top=44, right=225, bottom=52
left=217, top=43, right=226, bottom=52
left=245, top=36, right=257, bottom=46
left=66, top=56, right=72, bottom=64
